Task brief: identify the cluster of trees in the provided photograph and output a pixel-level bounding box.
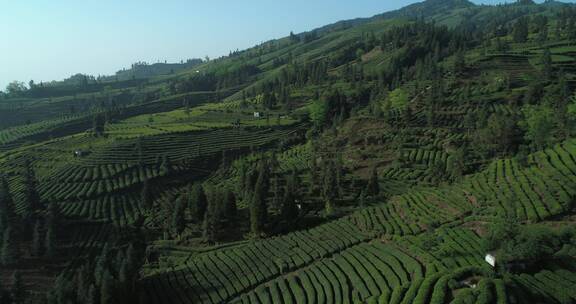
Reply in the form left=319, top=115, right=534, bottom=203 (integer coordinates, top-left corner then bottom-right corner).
left=309, top=89, right=355, bottom=131
left=46, top=242, right=142, bottom=304
left=484, top=218, right=576, bottom=271
left=160, top=182, right=238, bottom=244
left=0, top=159, right=56, bottom=267
left=0, top=271, right=26, bottom=304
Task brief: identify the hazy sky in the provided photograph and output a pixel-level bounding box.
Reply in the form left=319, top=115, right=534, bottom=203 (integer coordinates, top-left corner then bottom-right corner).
left=0, top=0, right=567, bottom=89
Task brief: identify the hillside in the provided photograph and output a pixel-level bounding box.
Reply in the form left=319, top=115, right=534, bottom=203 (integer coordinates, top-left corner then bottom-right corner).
left=1, top=0, right=576, bottom=303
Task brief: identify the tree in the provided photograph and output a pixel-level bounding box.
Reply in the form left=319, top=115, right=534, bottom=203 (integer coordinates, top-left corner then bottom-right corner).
left=22, top=159, right=41, bottom=213
left=388, top=88, right=409, bottom=110
left=541, top=48, right=553, bottom=82
left=140, top=179, right=152, bottom=210
left=0, top=177, right=15, bottom=233
left=44, top=224, right=55, bottom=258
left=93, top=114, right=106, bottom=137
left=160, top=155, right=172, bottom=175
left=11, top=271, right=26, bottom=304
left=475, top=113, right=520, bottom=157
left=99, top=270, right=113, bottom=304
left=281, top=170, right=301, bottom=221
left=189, top=184, right=208, bottom=222
left=1, top=226, right=17, bottom=266
left=520, top=104, right=556, bottom=149
left=31, top=220, right=43, bottom=256
left=366, top=167, right=380, bottom=197
left=202, top=189, right=224, bottom=243
left=171, top=198, right=186, bottom=237
left=281, top=189, right=299, bottom=222
left=250, top=169, right=268, bottom=237
left=5, top=81, right=27, bottom=97
left=309, top=99, right=329, bottom=129
left=512, top=17, right=529, bottom=43
left=446, top=147, right=466, bottom=180
left=546, top=73, right=571, bottom=139
left=223, top=189, right=237, bottom=220
left=453, top=50, right=466, bottom=75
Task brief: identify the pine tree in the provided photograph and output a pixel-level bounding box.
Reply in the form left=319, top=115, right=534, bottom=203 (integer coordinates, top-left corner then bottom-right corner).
left=86, top=284, right=97, bottom=304
left=513, top=17, right=529, bottom=43
left=541, top=48, right=553, bottom=82
left=1, top=226, right=17, bottom=266
left=22, top=159, right=41, bottom=213
left=31, top=220, right=43, bottom=256
left=93, top=113, right=105, bottom=137
left=190, top=184, right=208, bottom=222
left=366, top=167, right=380, bottom=197
left=171, top=198, right=186, bottom=237
left=202, top=191, right=222, bottom=243
left=250, top=174, right=267, bottom=237
left=0, top=177, right=15, bottom=234
left=224, top=189, right=237, bottom=220
left=140, top=179, right=152, bottom=210
left=99, top=270, right=113, bottom=304
left=44, top=224, right=55, bottom=258
left=453, top=50, right=466, bottom=75
left=11, top=271, right=26, bottom=304
left=160, top=155, right=172, bottom=175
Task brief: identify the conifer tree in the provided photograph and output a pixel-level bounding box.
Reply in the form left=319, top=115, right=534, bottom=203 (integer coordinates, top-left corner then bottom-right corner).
left=0, top=177, right=15, bottom=234
left=99, top=270, right=113, bottom=304
left=366, top=167, right=380, bottom=197
left=250, top=173, right=267, bottom=237
left=190, top=184, right=208, bottom=222
left=160, top=155, right=172, bottom=176
left=11, top=271, right=26, bottom=304
left=224, top=189, right=237, bottom=220
left=513, top=17, right=529, bottom=43
left=31, top=220, right=43, bottom=256
left=541, top=48, right=553, bottom=82
left=93, top=113, right=106, bottom=137
left=22, top=159, right=41, bottom=213
left=171, top=198, right=186, bottom=237
left=140, top=179, right=152, bottom=210
left=1, top=226, right=17, bottom=266
left=203, top=191, right=222, bottom=243
left=44, top=224, right=55, bottom=258
left=453, top=50, right=466, bottom=75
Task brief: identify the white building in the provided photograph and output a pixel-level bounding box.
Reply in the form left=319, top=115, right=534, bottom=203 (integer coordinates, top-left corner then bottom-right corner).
left=485, top=253, right=496, bottom=268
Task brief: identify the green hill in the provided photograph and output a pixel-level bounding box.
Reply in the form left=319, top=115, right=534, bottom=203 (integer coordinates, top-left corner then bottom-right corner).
left=0, top=0, right=576, bottom=303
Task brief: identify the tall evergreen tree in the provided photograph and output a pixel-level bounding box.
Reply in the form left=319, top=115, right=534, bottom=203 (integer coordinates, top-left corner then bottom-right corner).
left=31, top=220, right=43, bottom=256
left=44, top=224, right=55, bottom=258
left=171, top=198, right=186, bottom=237
left=93, top=113, right=106, bottom=137
left=541, top=48, right=553, bottom=82
left=11, top=271, right=26, bottom=304
left=223, top=189, right=237, bottom=220
left=203, top=190, right=222, bottom=243
left=140, top=179, right=152, bottom=210
left=189, top=184, right=208, bottom=222
left=1, top=226, right=17, bottom=266
left=22, top=159, right=41, bottom=213
left=0, top=177, right=15, bottom=234
left=250, top=173, right=267, bottom=237
left=366, top=167, right=380, bottom=197
left=513, top=17, right=529, bottom=43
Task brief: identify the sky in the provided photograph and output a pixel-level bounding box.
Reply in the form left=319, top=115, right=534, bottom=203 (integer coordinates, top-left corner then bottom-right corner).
left=0, top=0, right=568, bottom=89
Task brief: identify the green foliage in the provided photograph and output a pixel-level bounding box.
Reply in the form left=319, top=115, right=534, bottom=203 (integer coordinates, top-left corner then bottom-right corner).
left=388, top=88, right=409, bottom=110
left=309, top=99, right=329, bottom=129
left=189, top=184, right=208, bottom=222
left=520, top=104, right=556, bottom=149
left=366, top=167, right=380, bottom=197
